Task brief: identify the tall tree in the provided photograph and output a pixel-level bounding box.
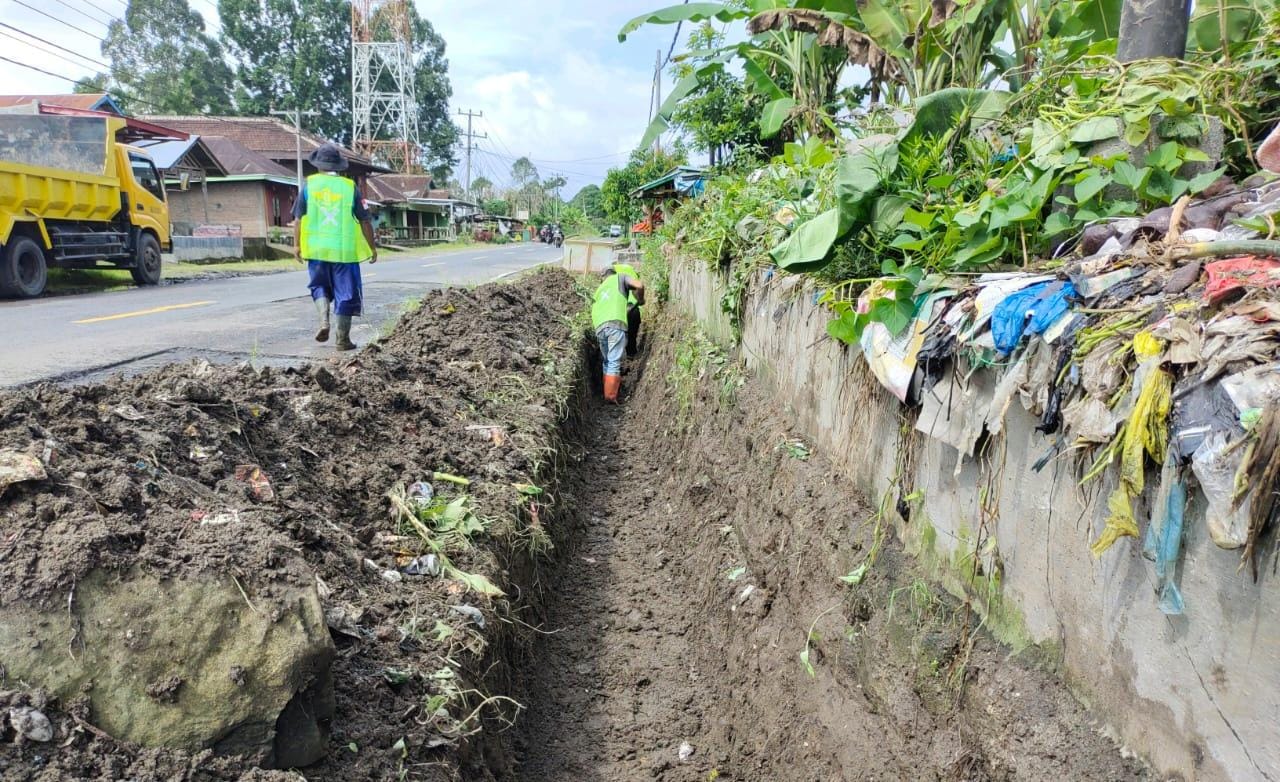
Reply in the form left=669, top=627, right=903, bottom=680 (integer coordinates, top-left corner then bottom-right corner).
left=571, top=184, right=605, bottom=219
left=101, top=0, right=234, bottom=113
left=218, top=0, right=458, bottom=175
left=669, top=23, right=761, bottom=164
left=219, top=0, right=349, bottom=140
left=409, top=8, right=459, bottom=180
left=511, top=157, right=539, bottom=187
left=600, top=147, right=686, bottom=226
left=471, top=176, right=494, bottom=200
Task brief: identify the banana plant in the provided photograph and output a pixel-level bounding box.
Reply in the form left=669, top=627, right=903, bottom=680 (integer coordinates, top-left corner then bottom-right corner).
left=620, top=1, right=857, bottom=145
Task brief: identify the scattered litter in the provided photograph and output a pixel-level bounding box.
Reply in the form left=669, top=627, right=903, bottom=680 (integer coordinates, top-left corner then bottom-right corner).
left=737, top=584, right=756, bottom=605
left=0, top=450, right=46, bottom=497
left=8, top=706, right=53, bottom=742
left=233, top=464, right=275, bottom=502
left=363, top=558, right=403, bottom=584
left=449, top=604, right=485, bottom=629
left=465, top=424, right=508, bottom=445
left=1191, top=432, right=1251, bottom=549
left=1142, top=457, right=1188, bottom=615
left=402, top=554, right=441, bottom=577
left=324, top=604, right=366, bottom=638
left=678, top=741, right=695, bottom=761
left=408, top=481, right=434, bottom=507
left=192, top=509, right=240, bottom=526
left=188, top=445, right=217, bottom=461
left=1220, top=364, right=1280, bottom=415
left=110, top=404, right=145, bottom=421
left=1203, top=256, right=1280, bottom=306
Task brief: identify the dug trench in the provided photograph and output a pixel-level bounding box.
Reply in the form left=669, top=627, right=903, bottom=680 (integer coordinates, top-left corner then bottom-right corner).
left=0, top=268, right=1146, bottom=781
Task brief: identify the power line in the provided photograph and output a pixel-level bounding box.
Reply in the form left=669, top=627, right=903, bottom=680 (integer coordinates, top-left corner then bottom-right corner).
left=0, top=54, right=111, bottom=92
left=78, top=0, right=122, bottom=20
left=10, top=0, right=108, bottom=42
left=48, top=0, right=116, bottom=27
left=480, top=116, right=518, bottom=162
left=0, top=21, right=110, bottom=69
left=0, top=29, right=108, bottom=74
left=474, top=149, right=605, bottom=181
left=662, top=0, right=690, bottom=67
left=0, top=54, right=234, bottom=122
left=527, top=150, right=631, bottom=164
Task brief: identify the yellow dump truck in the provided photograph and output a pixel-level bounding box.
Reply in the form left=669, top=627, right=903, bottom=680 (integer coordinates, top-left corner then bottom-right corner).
left=0, top=113, right=171, bottom=298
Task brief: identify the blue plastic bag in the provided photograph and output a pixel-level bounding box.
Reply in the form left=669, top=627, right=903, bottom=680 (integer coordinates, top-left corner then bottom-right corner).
left=990, top=280, right=1075, bottom=354
left=1143, top=457, right=1188, bottom=615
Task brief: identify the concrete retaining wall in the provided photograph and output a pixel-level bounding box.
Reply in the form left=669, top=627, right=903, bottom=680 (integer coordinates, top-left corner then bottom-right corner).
left=670, top=259, right=1279, bottom=782
left=172, top=236, right=243, bottom=261
left=563, top=238, right=628, bottom=274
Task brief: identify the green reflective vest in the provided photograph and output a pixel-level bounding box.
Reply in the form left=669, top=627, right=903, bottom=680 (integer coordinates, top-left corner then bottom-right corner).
left=592, top=274, right=629, bottom=330
left=612, top=263, right=640, bottom=307
left=300, top=174, right=372, bottom=263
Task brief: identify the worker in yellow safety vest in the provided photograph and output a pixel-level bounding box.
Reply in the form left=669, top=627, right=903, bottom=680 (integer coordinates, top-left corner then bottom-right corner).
left=591, top=265, right=645, bottom=402
left=611, top=262, right=643, bottom=357
left=292, top=143, right=378, bottom=351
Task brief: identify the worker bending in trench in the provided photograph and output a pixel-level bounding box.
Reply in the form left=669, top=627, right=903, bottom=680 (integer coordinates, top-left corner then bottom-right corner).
left=611, top=262, right=644, bottom=357
left=292, top=143, right=378, bottom=351
left=591, top=264, right=645, bottom=403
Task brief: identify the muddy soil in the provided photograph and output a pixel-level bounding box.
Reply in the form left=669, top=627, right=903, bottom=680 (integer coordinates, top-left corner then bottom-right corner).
left=0, top=270, right=586, bottom=781
left=0, top=270, right=1150, bottom=782
left=514, top=312, right=1150, bottom=781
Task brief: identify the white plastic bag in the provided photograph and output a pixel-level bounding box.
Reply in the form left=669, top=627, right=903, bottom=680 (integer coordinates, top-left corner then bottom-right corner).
left=1191, top=431, right=1250, bottom=549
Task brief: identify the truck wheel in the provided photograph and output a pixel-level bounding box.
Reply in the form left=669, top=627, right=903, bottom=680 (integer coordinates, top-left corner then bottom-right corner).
left=130, top=232, right=162, bottom=286
left=0, top=236, right=48, bottom=298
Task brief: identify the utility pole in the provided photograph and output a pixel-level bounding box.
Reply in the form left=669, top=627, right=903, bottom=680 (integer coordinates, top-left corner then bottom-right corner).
left=1117, top=0, right=1190, bottom=61
left=457, top=109, right=487, bottom=199
left=270, top=108, right=320, bottom=189
left=652, top=49, right=662, bottom=155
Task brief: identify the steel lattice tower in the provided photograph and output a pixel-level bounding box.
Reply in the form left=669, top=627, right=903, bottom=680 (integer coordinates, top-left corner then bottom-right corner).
left=351, top=0, right=419, bottom=173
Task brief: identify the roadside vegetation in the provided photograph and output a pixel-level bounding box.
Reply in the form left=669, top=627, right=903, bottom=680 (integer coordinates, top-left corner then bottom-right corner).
left=614, top=0, right=1280, bottom=342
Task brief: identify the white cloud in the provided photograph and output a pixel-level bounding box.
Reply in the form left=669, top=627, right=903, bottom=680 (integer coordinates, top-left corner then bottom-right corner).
left=417, top=0, right=680, bottom=194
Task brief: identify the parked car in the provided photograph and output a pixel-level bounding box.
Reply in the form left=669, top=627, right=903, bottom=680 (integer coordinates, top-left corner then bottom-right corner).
left=609, top=224, right=623, bottom=238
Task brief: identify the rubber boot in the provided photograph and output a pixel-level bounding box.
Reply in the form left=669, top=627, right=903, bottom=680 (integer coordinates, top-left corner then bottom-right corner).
left=603, top=374, right=621, bottom=403
left=335, top=315, right=356, bottom=351
left=314, top=297, right=331, bottom=342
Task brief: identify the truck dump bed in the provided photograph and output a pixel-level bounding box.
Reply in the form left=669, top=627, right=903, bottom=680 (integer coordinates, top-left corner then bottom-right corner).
left=0, top=115, right=123, bottom=240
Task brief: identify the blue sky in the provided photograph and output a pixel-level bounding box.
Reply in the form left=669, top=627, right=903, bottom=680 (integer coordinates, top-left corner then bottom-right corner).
left=0, top=0, right=683, bottom=197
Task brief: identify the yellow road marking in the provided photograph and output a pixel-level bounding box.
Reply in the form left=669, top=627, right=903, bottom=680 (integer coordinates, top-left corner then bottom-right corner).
left=74, top=300, right=216, bottom=324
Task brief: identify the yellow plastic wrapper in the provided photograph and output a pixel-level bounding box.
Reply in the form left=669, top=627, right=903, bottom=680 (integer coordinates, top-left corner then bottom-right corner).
left=1132, top=330, right=1164, bottom=360
left=1090, top=347, right=1172, bottom=556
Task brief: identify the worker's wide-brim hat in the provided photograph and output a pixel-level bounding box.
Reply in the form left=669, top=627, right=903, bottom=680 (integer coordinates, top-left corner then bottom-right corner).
left=308, top=143, right=349, bottom=172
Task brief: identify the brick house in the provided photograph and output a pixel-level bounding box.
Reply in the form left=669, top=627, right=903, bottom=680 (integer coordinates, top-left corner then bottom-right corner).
left=140, top=116, right=389, bottom=242
left=365, top=175, right=480, bottom=245
left=161, top=136, right=299, bottom=241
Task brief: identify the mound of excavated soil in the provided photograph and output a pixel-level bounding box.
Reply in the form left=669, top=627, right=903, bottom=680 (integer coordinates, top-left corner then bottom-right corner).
left=0, top=270, right=585, bottom=781
left=514, top=310, right=1150, bottom=781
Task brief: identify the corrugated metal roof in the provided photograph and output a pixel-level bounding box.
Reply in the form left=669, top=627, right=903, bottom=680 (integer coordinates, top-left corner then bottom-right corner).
left=0, top=93, right=122, bottom=114
left=200, top=136, right=296, bottom=178
left=139, top=116, right=387, bottom=172
left=366, top=174, right=434, bottom=203
left=630, top=166, right=707, bottom=199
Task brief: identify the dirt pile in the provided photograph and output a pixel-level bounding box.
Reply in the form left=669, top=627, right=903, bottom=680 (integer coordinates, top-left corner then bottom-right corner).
left=0, top=270, right=585, bottom=781
left=515, top=313, right=1150, bottom=781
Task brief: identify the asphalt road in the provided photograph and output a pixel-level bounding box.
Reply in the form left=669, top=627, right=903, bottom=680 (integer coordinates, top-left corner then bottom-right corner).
left=0, top=243, right=563, bottom=387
